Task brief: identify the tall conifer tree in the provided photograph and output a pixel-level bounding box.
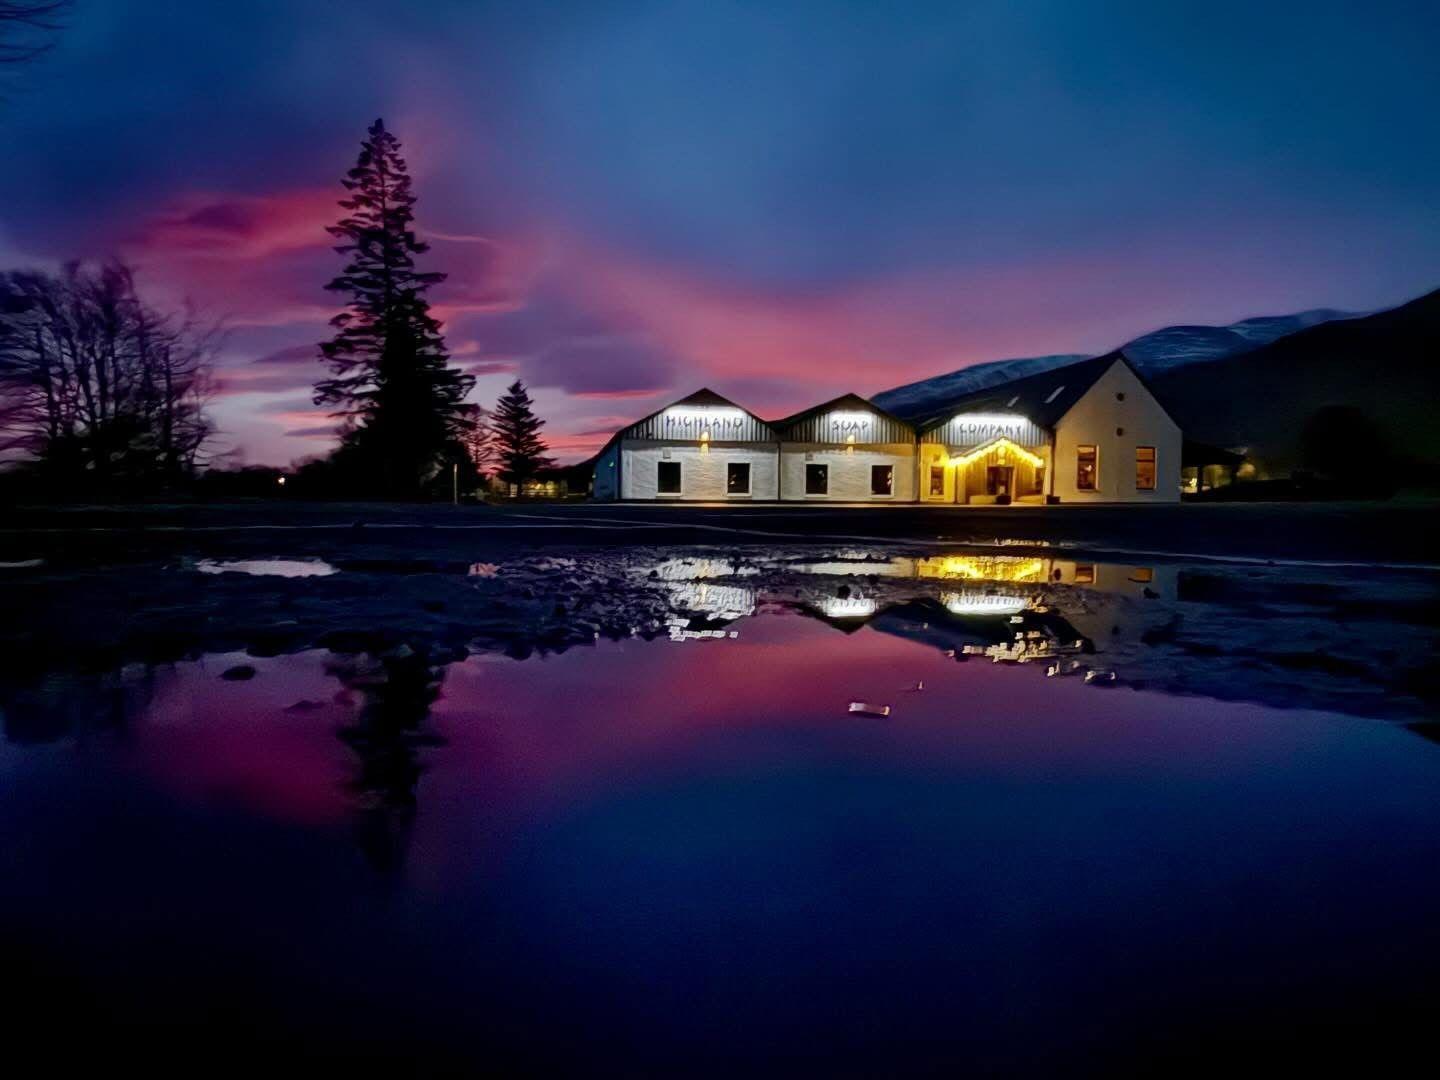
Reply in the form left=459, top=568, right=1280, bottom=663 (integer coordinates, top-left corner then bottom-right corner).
left=492, top=379, right=553, bottom=488
left=316, top=118, right=473, bottom=495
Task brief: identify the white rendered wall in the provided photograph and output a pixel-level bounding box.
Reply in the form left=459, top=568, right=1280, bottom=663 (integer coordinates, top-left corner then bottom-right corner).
left=1052, top=360, right=1181, bottom=503
left=620, top=440, right=779, bottom=500
left=778, top=443, right=916, bottom=501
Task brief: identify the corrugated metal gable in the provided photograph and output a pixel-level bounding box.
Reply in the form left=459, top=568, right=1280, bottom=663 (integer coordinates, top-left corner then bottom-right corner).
left=773, top=394, right=915, bottom=444
left=920, top=413, right=1048, bottom=449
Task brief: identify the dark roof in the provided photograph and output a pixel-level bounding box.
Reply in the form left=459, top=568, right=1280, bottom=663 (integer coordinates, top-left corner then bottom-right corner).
left=602, top=387, right=778, bottom=448
left=906, top=352, right=1123, bottom=432
left=669, top=387, right=744, bottom=409
left=771, top=393, right=904, bottom=429
left=770, top=393, right=915, bottom=443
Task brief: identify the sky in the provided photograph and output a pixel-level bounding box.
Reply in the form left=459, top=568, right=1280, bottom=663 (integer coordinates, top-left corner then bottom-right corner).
left=1, top=0, right=1437, bottom=465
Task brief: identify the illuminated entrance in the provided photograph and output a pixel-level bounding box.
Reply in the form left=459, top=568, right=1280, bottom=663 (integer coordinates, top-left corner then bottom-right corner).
left=922, top=435, right=1049, bottom=505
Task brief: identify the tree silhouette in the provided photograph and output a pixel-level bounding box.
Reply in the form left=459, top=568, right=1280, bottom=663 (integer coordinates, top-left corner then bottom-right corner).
left=492, top=379, right=553, bottom=488
left=0, top=1, right=66, bottom=68
left=316, top=118, right=473, bottom=497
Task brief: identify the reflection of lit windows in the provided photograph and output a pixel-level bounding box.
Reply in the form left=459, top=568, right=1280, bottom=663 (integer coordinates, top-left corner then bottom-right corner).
left=929, top=466, right=945, bottom=496
left=943, top=591, right=1028, bottom=615
left=1074, top=564, right=1095, bottom=584
left=1135, top=446, right=1156, bottom=490
left=727, top=461, right=751, bottom=494
left=1076, top=445, right=1097, bottom=491
left=1129, top=567, right=1154, bottom=583
left=806, top=463, right=828, bottom=495
left=870, top=465, right=893, bottom=496
left=821, top=596, right=877, bottom=618
left=657, top=461, right=682, bottom=494
left=916, top=556, right=1047, bottom=582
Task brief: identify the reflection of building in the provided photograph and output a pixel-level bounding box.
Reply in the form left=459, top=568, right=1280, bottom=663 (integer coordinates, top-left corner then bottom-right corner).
left=593, top=354, right=1181, bottom=503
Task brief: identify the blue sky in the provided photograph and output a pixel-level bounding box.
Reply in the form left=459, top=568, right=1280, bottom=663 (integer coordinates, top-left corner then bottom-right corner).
left=2, top=0, right=1436, bottom=462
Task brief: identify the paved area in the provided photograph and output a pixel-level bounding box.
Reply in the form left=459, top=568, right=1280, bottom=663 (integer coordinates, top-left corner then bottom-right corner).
left=4, top=498, right=1437, bottom=565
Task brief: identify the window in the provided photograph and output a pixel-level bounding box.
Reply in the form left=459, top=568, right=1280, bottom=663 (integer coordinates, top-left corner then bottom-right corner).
left=726, top=461, right=750, bottom=494
left=657, top=460, right=681, bottom=494
left=1129, top=567, right=1154, bottom=583
left=1076, top=445, right=1098, bottom=490
left=1074, top=564, right=1095, bottom=584
left=1135, top=446, right=1156, bottom=490
left=805, top=463, right=828, bottom=495
left=870, top=465, right=893, bottom=496
left=929, top=466, right=945, bottom=496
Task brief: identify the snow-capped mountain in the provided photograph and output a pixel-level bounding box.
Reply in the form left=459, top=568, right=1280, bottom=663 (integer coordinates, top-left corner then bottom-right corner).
left=873, top=308, right=1356, bottom=419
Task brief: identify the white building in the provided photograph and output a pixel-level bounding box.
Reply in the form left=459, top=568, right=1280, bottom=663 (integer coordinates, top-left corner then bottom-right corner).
left=914, top=353, right=1181, bottom=505
left=591, top=388, right=780, bottom=502
left=773, top=394, right=916, bottom=502
left=592, top=355, right=1181, bottom=504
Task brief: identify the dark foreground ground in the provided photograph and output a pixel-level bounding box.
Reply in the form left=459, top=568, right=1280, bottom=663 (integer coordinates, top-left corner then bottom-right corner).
left=4, top=498, right=1438, bottom=721
left=5, top=497, right=1438, bottom=564
left=4, top=499, right=1440, bottom=1073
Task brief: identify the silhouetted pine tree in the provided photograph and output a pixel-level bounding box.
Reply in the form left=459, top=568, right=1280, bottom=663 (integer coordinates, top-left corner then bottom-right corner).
left=316, top=118, right=473, bottom=496
left=492, top=380, right=553, bottom=488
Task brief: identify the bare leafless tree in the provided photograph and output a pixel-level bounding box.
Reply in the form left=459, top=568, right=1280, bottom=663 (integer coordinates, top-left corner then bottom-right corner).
left=0, top=1, right=68, bottom=67
left=0, top=260, right=221, bottom=489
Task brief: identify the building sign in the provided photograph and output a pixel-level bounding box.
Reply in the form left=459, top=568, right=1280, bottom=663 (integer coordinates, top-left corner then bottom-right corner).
left=826, top=411, right=874, bottom=434
left=660, top=407, right=750, bottom=440
left=933, top=412, right=1045, bottom=452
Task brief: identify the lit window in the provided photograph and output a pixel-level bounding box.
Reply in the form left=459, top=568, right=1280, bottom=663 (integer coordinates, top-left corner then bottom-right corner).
left=1074, top=564, right=1095, bottom=584
left=1129, top=567, right=1154, bottom=583
left=870, top=465, right=893, bottom=496
left=929, top=466, right=945, bottom=496
left=1135, top=446, right=1156, bottom=490
left=657, top=461, right=681, bottom=494
left=727, top=462, right=751, bottom=494
left=1076, top=445, right=1097, bottom=490
left=805, top=463, right=829, bottom=495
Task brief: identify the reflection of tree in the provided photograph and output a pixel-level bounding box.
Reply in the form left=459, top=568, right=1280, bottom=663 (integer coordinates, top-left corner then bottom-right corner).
left=1, top=666, right=154, bottom=745
left=327, top=648, right=447, bottom=874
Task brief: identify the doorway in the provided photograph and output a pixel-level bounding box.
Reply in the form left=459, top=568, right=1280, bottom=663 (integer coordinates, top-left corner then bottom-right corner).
left=986, top=465, right=1014, bottom=498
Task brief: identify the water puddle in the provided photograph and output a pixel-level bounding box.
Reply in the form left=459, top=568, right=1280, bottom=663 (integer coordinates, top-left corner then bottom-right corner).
left=194, top=557, right=339, bottom=577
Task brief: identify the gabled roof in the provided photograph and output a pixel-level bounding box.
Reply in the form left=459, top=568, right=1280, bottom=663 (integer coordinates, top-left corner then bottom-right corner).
left=771, top=393, right=915, bottom=443
left=909, top=352, right=1124, bottom=433
left=604, top=387, right=778, bottom=446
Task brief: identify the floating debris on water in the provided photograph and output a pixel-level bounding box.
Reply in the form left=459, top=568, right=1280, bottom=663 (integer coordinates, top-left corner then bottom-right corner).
left=848, top=701, right=892, bottom=717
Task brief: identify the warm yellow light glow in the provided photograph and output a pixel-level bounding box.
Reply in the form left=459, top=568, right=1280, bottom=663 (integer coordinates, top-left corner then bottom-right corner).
left=949, top=437, right=1044, bottom=468
left=916, top=556, right=1048, bottom=583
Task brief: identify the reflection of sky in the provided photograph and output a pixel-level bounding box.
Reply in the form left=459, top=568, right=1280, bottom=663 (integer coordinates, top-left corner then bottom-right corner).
left=3, top=3, right=1438, bottom=464
left=6, top=614, right=1440, bottom=1067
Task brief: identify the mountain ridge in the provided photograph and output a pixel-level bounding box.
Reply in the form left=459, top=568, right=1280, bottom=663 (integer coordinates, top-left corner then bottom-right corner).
left=873, top=307, right=1359, bottom=421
